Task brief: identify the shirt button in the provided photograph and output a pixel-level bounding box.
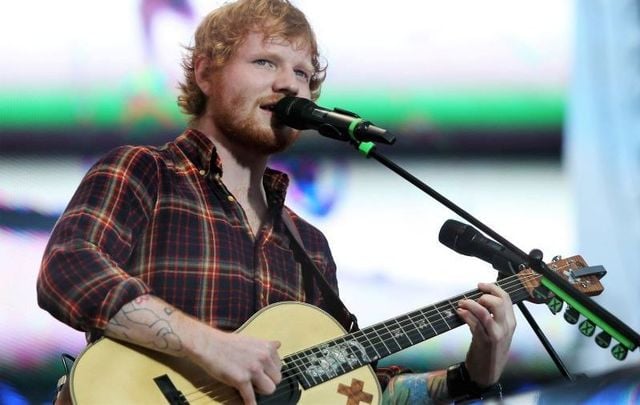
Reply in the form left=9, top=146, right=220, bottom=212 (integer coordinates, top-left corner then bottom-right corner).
left=199, top=169, right=206, bottom=176
left=227, top=195, right=235, bottom=202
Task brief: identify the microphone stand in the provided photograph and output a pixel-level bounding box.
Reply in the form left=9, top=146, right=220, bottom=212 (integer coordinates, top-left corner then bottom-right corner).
left=333, top=137, right=640, bottom=382
left=359, top=142, right=574, bottom=380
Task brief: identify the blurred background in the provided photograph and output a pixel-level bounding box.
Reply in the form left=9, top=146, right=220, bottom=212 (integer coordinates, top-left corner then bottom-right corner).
left=1, top=0, right=639, bottom=403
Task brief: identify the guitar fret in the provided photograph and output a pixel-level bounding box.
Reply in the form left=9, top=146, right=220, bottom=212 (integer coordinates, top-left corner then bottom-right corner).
left=356, top=329, right=383, bottom=361
left=415, top=308, right=439, bottom=338
left=435, top=301, right=454, bottom=330
left=380, top=322, right=403, bottom=354
left=284, top=352, right=312, bottom=388
left=370, top=326, right=393, bottom=357
left=404, top=320, right=428, bottom=343
left=391, top=317, right=414, bottom=347
left=403, top=313, right=427, bottom=341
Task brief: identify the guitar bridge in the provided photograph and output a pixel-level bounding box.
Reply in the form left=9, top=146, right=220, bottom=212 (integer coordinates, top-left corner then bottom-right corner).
left=154, top=374, right=188, bottom=405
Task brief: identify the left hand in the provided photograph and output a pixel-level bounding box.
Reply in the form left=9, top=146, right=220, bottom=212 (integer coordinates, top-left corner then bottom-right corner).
left=456, top=282, right=516, bottom=387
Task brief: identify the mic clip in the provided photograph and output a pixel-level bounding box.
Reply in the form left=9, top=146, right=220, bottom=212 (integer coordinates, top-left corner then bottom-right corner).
left=329, top=106, right=396, bottom=145
left=318, top=123, right=350, bottom=142
left=317, top=107, right=362, bottom=142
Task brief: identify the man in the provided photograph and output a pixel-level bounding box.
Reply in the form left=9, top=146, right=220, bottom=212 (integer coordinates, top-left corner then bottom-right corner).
left=37, top=0, right=516, bottom=403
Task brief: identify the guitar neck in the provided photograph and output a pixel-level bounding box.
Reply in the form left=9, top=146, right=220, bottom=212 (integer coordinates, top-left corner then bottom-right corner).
left=286, top=272, right=533, bottom=389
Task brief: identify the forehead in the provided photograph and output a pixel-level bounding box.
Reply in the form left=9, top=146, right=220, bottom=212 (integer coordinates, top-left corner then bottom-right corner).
left=236, top=31, right=313, bottom=66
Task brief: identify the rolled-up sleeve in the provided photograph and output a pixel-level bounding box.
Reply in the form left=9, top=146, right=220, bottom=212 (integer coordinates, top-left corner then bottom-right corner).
left=37, top=146, right=159, bottom=332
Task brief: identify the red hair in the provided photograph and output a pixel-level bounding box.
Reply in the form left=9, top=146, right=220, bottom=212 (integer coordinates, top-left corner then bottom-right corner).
left=177, top=0, right=326, bottom=120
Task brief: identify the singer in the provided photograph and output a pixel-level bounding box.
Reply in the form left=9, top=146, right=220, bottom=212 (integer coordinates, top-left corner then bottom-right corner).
left=37, top=1, right=516, bottom=404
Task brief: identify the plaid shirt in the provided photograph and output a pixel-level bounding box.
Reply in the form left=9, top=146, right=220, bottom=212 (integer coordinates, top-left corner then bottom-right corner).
left=37, top=128, right=409, bottom=391
left=37, top=129, right=338, bottom=335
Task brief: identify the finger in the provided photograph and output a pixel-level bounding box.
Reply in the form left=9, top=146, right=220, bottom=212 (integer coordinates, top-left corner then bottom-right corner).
left=476, top=291, right=515, bottom=328
left=252, top=371, right=277, bottom=395
left=478, top=282, right=511, bottom=301
left=237, top=381, right=257, bottom=405
left=458, top=298, right=501, bottom=339
left=459, top=298, right=494, bottom=324
left=265, top=341, right=283, bottom=384
left=456, top=307, right=485, bottom=336
left=467, top=295, right=516, bottom=340
left=264, top=360, right=282, bottom=386
left=269, top=341, right=282, bottom=365
left=475, top=294, right=506, bottom=321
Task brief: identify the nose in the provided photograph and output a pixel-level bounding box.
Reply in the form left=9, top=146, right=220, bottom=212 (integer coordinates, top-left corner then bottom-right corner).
left=273, top=69, right=300, bottom=97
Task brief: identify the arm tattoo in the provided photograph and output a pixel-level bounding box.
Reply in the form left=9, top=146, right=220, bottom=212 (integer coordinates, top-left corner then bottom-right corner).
left=107, top=297, right=183, bottom=353
left=381, top=370, right=449, bottom=405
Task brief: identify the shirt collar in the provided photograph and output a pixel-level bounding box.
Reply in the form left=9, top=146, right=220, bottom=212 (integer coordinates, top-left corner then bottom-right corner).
left=175, top=128, right=290, bottom=209
left=264, top=166, right=290, bottom=209
left=174, top=128, right=223, bottom=176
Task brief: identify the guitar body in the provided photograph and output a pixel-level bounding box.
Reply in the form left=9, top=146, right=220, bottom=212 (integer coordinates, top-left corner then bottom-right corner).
left=69, top=302, right=381, bottom=404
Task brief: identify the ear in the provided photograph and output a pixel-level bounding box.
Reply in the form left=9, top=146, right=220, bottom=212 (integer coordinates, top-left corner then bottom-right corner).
left=194, top=55, right=214, bottom=96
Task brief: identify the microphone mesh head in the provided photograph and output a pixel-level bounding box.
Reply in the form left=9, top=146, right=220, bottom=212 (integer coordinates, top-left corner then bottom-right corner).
left=438, top=219, right=466, bottom=250
left=273, top=96, right=316, bottom=129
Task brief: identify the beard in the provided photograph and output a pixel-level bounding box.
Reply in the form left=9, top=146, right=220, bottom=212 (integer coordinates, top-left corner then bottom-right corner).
left=211, top=92, right=300, bottom=155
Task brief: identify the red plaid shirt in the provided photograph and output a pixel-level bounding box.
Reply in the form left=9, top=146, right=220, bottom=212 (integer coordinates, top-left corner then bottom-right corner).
left=37, top=129, right=338, bottom=335
left=37, top=128, right=408, bottom=390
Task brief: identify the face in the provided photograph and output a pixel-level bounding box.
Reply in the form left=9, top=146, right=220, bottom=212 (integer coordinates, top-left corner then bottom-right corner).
left=201, top=31, right=313, bottom=155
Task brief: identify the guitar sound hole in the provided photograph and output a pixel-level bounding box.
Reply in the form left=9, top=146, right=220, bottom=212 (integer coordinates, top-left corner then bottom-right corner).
left=153, top=374, right=188, bottom=405
left=256, top=374, right=301, bottom=405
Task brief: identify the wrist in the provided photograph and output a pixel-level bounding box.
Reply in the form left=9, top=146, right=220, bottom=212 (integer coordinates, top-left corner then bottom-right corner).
left=185, top=319, right=229, bottom=367
left=178, top=313, right=212, bottom=362
left=446, top=362, right=502, bottom=402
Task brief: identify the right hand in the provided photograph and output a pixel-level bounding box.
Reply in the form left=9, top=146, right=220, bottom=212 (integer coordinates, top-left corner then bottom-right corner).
left=192, top=329, right=283, bottom=405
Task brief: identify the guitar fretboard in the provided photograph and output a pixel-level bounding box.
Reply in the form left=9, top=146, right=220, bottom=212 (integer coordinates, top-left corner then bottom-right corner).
left=284, top=274, right=532, bottom=389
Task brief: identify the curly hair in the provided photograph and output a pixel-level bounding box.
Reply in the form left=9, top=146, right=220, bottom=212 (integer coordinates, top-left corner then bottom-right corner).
left=177, top=0, right=326, bottom=121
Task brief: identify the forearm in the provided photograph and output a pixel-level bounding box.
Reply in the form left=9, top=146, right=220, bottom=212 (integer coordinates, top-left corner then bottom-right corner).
left=105, top=294, right=284, bottom=403
left=104, top=294, right=210, bottom=362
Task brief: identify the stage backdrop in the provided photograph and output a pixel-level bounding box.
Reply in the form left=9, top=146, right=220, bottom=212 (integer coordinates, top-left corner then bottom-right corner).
left=0, top=0, right=568, bottom=154
left=4, top=1, right=637, bottom=404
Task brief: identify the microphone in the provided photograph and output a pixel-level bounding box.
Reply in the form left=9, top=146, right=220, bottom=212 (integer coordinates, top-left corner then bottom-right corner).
left=273, top=96, right=396, bottom=145
left=438, top=219, right=527, bottom=274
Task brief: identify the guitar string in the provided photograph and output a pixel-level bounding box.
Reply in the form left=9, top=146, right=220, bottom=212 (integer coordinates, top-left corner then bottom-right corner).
left=183, top=272, right=549, bottom=403
left=181, top=271, right=556, bottom=403
left=276, top=272, right=539, bottom=380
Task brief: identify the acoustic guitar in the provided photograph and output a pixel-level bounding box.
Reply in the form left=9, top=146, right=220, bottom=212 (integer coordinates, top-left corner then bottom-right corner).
left=69, top=256, right=606, bottom=404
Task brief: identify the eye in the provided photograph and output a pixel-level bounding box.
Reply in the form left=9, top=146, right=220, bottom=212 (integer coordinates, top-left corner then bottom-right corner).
left=295, top=69, right=310, bottom=82
left=254, top=59, right=275, bottom=68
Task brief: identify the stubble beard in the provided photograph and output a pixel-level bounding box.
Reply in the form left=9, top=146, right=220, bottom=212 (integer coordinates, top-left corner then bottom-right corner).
left=212, top=92, right=299, bottom=155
